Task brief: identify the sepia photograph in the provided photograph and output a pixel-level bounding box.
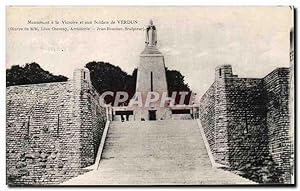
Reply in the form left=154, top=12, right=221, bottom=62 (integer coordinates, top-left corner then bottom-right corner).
left=5, top=6, right=295, bottom=186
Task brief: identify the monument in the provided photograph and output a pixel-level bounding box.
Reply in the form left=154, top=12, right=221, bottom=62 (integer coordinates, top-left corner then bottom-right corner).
left=132, top=20, right=172, bottom=120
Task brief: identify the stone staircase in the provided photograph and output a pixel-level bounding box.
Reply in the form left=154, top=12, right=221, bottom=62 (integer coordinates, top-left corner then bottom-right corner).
left=63, top=120, right=255, bottom=185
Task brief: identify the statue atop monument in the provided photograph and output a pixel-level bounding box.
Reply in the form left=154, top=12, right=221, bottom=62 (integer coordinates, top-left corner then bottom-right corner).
left=145, top=19, right=157, bottom=46
left=141, top=20, right=161, bottom=54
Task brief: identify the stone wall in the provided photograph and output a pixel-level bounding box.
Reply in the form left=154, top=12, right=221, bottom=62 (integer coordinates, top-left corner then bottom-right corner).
left=199, top=65, right=293, bottom=183
left=6, top=68, right=107, bottom=185
left=226, top=78, right=269, bottom=169
left=263, top=68, right=292, bottom=183
left=199, top=83, right=216, bottom=156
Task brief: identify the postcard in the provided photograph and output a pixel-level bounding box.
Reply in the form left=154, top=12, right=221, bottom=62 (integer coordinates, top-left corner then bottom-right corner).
left=6, top=6, right=295, bottom=186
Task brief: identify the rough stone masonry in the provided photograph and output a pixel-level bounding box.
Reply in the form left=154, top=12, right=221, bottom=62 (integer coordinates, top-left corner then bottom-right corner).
left=199, top=65, right=292, bottom=183
left=6, top=68, right=107, bottom=185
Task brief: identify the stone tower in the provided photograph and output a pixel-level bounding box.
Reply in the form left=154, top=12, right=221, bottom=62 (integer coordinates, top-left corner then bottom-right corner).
left=133, top=20, right=172, bottom=120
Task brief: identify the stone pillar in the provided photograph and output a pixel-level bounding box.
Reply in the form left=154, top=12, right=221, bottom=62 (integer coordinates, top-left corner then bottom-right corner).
left=133, top=50, right=172, bottom=121
left=132, top=21, right=171, bottom=121
left=213, top=65, right=235, bottom=166
left=72, top=68, right=95, bottom=167
left=215, top=65, right=234, bottom=80
left=73, top=68, right=91, bottom=91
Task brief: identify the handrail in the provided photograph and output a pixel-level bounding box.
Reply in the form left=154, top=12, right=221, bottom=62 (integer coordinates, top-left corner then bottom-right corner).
left=95, top=120, right=111, bottom=170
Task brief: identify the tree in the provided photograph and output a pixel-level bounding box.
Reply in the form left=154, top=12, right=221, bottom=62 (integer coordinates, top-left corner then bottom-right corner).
left=7, top=61, right=192, bottom=106
left=166, top=68, right=191, bottom=104
left=85, top=61, right=134, bottom=105
left=6, top=62, right=68, bottom=86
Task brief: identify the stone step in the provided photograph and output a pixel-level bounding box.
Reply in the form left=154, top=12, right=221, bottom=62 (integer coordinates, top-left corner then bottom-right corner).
left=62, top=119, right=255, bottom=185
left=101, top=154, right=211, bottom=161
left=97, top=159, right=212, bottom=170
left=63, top=168, right=255, bottom=185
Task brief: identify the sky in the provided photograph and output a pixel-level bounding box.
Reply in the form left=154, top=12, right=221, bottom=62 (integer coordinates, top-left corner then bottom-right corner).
left=6, top=6, right=293, bottom=98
